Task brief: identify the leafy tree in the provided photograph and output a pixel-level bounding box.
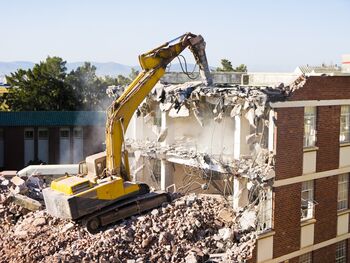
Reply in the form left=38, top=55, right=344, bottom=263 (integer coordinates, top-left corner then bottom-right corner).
left=216, top=59, right=248, bottom=72
left=116, top=75, right=131, bottom=86
left=5, top=57, right=78, bottom=111
left=234, top=64, right=248, bottom=73
left=216, top=59, right=234, bottom=72
left=66, top=62, right=111, bottom=110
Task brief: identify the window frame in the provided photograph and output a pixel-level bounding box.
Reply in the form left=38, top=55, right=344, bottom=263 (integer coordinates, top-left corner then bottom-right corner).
left=301, top=180, right=314, bottom=220
left=338, top=174, right=349, bottom=211
left=38, top=128, right=49, bottom=139
left=340, top=105, right=350, bottom=144
left=24, top=128, right=34, bottom=140
left=299, top=252, right=312, bottom=263
left=257, top=187, right=273, bottom=233
left=304, top=107, right=317, bottom=148
left=336, top=240, right=347, bottom=263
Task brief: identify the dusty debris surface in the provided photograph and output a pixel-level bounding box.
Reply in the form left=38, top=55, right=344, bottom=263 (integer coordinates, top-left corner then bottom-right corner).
left=0, top=187, right=256, bottom=263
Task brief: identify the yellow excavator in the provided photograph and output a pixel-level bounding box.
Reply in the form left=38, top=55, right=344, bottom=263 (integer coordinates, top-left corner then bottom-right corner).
left=43, top=33, right=212, bottom=232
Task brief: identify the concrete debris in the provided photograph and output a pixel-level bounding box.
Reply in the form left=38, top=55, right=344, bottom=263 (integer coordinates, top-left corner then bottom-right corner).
left=239, top=210, right=257, bottom=231
left=10, top=176, right=28, bottom=195
left=10, top=194, right=43, bottom=211
left=0, top=170, right=17, bottom=179
left=157, top=128, right=168, bottom=142
left=0, top=191, right=257, bottom=263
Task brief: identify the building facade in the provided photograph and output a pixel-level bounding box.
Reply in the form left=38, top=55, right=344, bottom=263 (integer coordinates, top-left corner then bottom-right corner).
left=253, top=76, right=350, bottom=263
left=0, top=111, right=106, bottom=170
left=125, top=73, right=350, bottom=262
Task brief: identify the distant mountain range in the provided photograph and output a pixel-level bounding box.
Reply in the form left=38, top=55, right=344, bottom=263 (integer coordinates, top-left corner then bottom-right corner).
left=0, top=61, right=200, bottom=83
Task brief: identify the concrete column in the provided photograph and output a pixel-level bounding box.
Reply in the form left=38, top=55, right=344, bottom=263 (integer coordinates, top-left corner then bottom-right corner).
left=268, top=109, right=275, bottom=152
left=233, top=176, right=249, bottom=211
left=234, top=116, right=241, bottom=160
left=240, top=116, right=251, bottom=156
left=160, top=160, right=173, bottom=191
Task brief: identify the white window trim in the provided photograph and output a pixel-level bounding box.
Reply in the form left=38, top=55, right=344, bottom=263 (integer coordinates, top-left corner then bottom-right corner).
left=257, top=188, right=273, bottom=233
left=304, top=107, right=317, bottom=148
left=340, top=105, right=350, bottom=144
left=338, top=174, right=349, bottom=211
left=301, top=180, right=315, bottom=220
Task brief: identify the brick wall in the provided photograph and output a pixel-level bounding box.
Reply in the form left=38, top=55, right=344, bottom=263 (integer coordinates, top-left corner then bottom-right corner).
left=273, top=184, right=301, bottom=258
left=313, top=244, right=336, bottom=263
left=290, top=76, right=350, bottom=101
left=316, top=106, right=340, bottom=172
left=313, top=106, right=340, bottom=244
left=273, top=107, right=304, bottom=258
left=275, top=108, right=304, bottom=181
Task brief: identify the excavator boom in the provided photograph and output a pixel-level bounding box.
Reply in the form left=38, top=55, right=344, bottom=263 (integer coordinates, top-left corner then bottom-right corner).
left=43, top=33, right=212, bottom=232
left=106, top=33, right=212, bottom=179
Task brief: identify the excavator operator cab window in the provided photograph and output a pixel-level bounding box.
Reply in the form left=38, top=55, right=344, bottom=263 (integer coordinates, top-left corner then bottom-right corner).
left=78, top=161, right=88, bottom=175
left=95, top=158, right=106, bottom=178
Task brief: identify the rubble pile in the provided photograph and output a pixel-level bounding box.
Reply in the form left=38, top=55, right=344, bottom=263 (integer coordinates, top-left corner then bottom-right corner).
left=0, top=192, right=257, bottom=263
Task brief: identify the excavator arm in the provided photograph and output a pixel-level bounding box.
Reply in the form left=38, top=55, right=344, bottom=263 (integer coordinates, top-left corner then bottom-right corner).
left=105, top=33, right=212, bottom=179
left=43, top=33, right=212, bottom=231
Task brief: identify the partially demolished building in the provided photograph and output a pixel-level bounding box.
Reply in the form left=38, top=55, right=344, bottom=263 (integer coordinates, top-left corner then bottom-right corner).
left=125, top=71, right=350, bottom=262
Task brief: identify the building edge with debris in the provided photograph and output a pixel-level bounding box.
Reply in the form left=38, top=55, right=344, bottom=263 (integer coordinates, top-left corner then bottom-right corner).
left=124, top=68, right=350, bottom=262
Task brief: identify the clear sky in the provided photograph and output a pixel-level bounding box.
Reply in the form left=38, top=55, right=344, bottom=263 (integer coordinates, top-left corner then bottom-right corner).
left=1, top=0, right=349, bottom=71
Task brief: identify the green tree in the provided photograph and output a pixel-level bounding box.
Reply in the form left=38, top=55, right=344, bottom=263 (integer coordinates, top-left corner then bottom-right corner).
left=216, top=59, right=234, bottom=72
left=234, top=64, right=248, bottom=73
left=66, top=62, right=111, bottom=110
left=5, top=56, right=78, bottom=111
left=216, top=59, right=248, bottom=72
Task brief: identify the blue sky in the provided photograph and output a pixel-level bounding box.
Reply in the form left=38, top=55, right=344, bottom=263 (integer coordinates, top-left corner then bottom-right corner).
left=1, top=0, right=349, bottom=71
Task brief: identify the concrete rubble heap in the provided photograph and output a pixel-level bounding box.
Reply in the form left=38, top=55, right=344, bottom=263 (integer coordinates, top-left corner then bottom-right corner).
left=0, top=183, right=257, bottom=263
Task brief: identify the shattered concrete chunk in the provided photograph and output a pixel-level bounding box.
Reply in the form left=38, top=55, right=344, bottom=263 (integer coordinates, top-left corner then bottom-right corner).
left=11, top=194, right=42, bottom=211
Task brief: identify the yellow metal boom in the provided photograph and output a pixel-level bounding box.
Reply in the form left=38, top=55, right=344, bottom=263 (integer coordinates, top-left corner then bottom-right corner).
left=105, top=33, right=212, bottom=179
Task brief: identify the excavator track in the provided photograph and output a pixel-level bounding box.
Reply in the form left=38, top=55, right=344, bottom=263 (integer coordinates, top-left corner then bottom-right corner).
left=81, top=189, right=171, bottom=233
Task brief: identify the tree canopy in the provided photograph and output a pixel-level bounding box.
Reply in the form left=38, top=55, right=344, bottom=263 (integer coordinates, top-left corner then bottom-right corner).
left=4, top=57, right=137, bottom=111
left=216, top=59, right=248, bottom=73
left=6, top=57, right=77, bottom=111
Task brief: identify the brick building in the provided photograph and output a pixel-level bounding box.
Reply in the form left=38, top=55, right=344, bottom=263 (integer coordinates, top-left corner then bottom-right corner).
left=255, top=76, right=350, bottom=263
left=0, top=111, right=106, bottom=170
left=125, top=73, right=350, bottom=262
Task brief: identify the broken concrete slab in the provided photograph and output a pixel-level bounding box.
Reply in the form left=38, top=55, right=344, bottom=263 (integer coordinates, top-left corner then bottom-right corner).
left=0, top=170, right=17, bottom=179
left=10, top=194, right=42, bottom=211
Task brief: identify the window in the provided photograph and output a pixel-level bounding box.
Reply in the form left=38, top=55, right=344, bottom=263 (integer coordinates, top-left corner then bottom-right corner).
left=60, top=129, right=70, bottom=138
left=338, top=174, right=349, bottom=211
left=257, top=188, right=273, bottom=232
left=301, top=180, right=314, bottom=220
left=73, top=127, right=83, bottom=138
left=336, top=240, right=347, bottom=263
left=24, top=129, right=34, bottom=139
left=38, top=128, right=49, bottom=139
left=304, top=107, right=316, bottom=147
left=299, top=252, right=312, bottom=263
left=340, top=106, right=350, bottom=143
